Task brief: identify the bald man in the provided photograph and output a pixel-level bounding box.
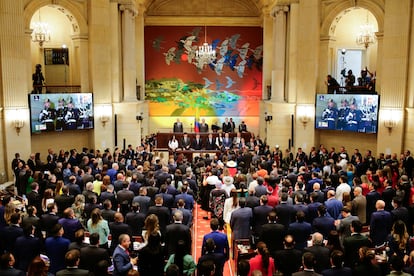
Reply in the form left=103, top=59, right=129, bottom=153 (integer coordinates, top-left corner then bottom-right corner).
left=370, top=200, right=392, bottom=246
left=303, top=232, right=330, bottom=273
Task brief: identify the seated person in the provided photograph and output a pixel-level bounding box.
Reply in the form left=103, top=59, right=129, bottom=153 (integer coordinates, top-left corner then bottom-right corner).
left=180, top=133, right=191, bottom=150
left=168, top=135, right=179, bottom=152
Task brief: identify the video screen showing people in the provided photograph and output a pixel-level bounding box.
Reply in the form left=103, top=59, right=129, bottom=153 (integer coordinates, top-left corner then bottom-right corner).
left=29, top=93, right=94, bottom=133
left=315, top=94, right=379, bottom=134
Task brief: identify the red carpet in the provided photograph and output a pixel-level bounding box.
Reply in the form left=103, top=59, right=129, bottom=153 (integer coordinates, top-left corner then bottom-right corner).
left=192, top=203, right=233, bottom=276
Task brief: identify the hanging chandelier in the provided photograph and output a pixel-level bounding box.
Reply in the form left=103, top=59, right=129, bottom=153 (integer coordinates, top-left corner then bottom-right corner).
left=356, top=13, right=376, bottom=49
left=31, top=9, right=51, bottom=47
left=195, top=26, right=216, bottom=67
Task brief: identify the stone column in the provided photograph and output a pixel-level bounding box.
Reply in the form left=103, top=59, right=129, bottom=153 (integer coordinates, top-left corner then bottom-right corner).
left=135, top=8, right=145, bottom=101
left=318, top=35, right=337, bottom=93
left=271, top=5, right=289, bottom=102
left=286, top=2, right=299, bottom=104
left=120, top=4, right=137, bottom=102
left=72, top=35, right=90, bottom=92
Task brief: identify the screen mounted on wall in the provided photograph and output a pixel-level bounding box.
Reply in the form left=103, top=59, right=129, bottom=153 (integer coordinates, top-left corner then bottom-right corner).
left=29, top=93, right=94, bottom=134
left=315, top=93, right=379, bottom=134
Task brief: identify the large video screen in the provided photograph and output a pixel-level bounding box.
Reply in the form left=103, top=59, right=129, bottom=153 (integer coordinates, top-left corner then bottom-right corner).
left=29, top=93, right=94, bottom=133
left=315, top=94, right=379, bottom=133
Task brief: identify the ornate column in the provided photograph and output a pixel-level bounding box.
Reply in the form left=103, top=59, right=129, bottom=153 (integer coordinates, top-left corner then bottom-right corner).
left=72, top=34, right=90, bottom=92
left=271, top=5, right=289, bottom=102
left=120, top=3, right=138, bottom=102
left=318, top=35, right=336, bottom=93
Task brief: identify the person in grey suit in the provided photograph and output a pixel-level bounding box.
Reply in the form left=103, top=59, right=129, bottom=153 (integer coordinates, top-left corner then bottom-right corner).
left=292, top=252, right=321, bottom=276
left=56, top=249, right=89, bottom=276
left=335, top=206, right=359, bottom=245
left=351, top=187, right=367, bottom=224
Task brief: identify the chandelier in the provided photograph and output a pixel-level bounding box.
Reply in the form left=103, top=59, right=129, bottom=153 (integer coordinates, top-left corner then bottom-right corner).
left=195, top=26, right=216, bottom=67
left=31, top=9, right=51, bottom=47
left=356, top=13, right=376, bottom=49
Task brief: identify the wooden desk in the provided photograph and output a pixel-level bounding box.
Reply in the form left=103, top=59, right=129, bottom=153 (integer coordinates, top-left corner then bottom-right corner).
left=155, top=132, right=252, bottom=149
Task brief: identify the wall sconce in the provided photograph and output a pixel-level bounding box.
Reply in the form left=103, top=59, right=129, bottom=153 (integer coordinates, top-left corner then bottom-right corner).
left=297, top=105, right=314, bottom=128
left=136, top=112, right=144, bottom=121
left=13, top=118, right=24, bottom=135
left=382, top=109, right=399, bottom=134
left=264, top=112, right=273, bottom=122
left=95, top=104, right=112, bottom=127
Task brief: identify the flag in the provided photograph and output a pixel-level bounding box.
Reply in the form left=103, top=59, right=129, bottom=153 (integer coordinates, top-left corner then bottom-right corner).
left=194, top=118, right=200, bottom=133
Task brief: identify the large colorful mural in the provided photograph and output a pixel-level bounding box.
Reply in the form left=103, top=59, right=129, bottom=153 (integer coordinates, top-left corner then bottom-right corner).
left=144, top=26, right=263, bottom=117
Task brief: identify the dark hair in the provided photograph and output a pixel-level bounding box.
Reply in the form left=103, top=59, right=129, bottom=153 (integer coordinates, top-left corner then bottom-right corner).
left=256, top=242, right=270, bottom=274
left=210, top=218, right=219, bottom=231
left=296, top=211, right=305, bottom=222
left=330, top=250, right=344, bottom=268
left=166, top=264, right=180, bottom=276
left=65, top=249, right=80, bottom=267
left=89, top=232, right=100, bottom=245
left=0, top=252, right=12, bottom=269
left=302, top=252, right=316, bottom=269
left=351, top=220, right=363, bottom=233
left=389, top=255, right=405, bottom=271
left=237, top=259, right=250, bottom=276
left=198, top=259, right=215, bottom=276
left=173, top=240, right=187, bottom=274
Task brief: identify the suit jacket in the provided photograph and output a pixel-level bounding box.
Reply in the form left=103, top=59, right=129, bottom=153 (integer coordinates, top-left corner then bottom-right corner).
left=343, top=233, right=371, bottom=267
left=156, top=193, right=174, bottom=209
left=26, top=190, right=42, bottom=213
left=304, top=245, right=330, bottom=273
left=174, top=193, right=194, bottom=210
left=253, top=205, right=273, bottom=235
left=56, top=268, right=89, bottom=276
left=259, top=222, right=286, bottom=252
left=382, top=187, right=396, bottom=211
left=14, top=235, right=42, bottom=271
left=274, top=202, right=296, bottom=228
left=55, top=194, right=75, bottom=216
left=79, top=245, right=111, bottom=275
left=202, top=231, right=230, bottom=260
left=366, top=191, right=381, bottom=223
left=370, top=209, right=392, bottom=246
left=125, top=211, right=146, bottom=236
left=222, top=138, right=233, bottom=150
left=321, top=267, right=352, bottom=276
left=117, top=189, right=135, bottom=206
left=178, top=207, right=193, bottom=227
left=273, top=248, right=303, bottom=276
left=99, top=191, right=117, bottom=210
left=191, top=138, right=203, bottom=150
left=205, top=138, right=218, bottom=150
left=45, top=236, right=71, bottom=274
left=101, top=208, right=116, bottom=222
left=109, top=222, right=132, bottom=251
left=0, top=268, right=25, bottom=276
left=288, top=221, right=312, bottom=250
left=312, top=215, right=335, bottom=239
left=112, top=245, right=133, bottom=276
left=230, top=207, right=253, bottom=240
left=173, top=122, right=183, bottom=133
left=147, top=205, right=171, bottom=236
left=180, top=137, right=191, bottom=150
left=165, top=222, right=191, bottom=256
left=1, top=225, right=23, bottom=253
left=351, top=195, right=367, bottom=224
left=132, top=195, right=151, bottom=215
left=58, top=217, right=83, bottom=242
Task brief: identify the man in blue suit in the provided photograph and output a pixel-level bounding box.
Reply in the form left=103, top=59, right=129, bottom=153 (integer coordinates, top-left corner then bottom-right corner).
left=174, top=184, right=194, bottom=210
left=202, top=218, right=229, bottom=261
left=45, top=223, right=71, bottom=275
left=14, top=224, right=42, bottom=272
left=288, top=211, right=312, bottom=250
left=370, top=199, right=392, bottom=246
left=112, top=234, right=138, bottom=276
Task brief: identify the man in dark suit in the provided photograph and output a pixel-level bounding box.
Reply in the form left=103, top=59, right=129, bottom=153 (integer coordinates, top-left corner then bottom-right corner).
left=109, top=213, right=133, bottom=254
left=58, top=208, right=83, bottom=242
left=21, top=206, right=41, bottom=237
left=382, top=179, right=396, bottom=211
left=0, top=252, right=25, bottom=276
left=303, top=232, right=330, bottom=273
left=180, top=133, right=191, bottom=150
left=99, top=184, right=117, bottom=210
left=343, top=220, right=371, bottom=267
left=1, top=213, right=23, bottom=254
left=259, top=211, right=286, bottom=253
left=112, top=234, right=137, bottom=276
left=55, top=186, right=75, bottom=217
left=201, top=218, right=230, bottom=261
left=205, top=133, right=218, bottom=150
left=253, top=195, right=273, bottom=238
left=370, top=199, right=392, bottom=246
left=292, top=252, right=320, bottom=276
left=40, top=203, right=60, bottom=236
left=147, top=195, right=171, bottom=236
left=125, top=202, right=146, bottom=236
left=26, top=182, right=42, bottom=213
left=288, top=211, right=312, bottom=250
left=321, top=250, right=352, bottom=276
left=101, top=199, right=116, bottom=222
left=174, top=184, right=194, bottom=210
left=312, top=205, right=335, bottom=239
left=191, top=133, right=204, bottom=150
left=222, top=117, right=232, bottom=133
left=177, top=199, right=193, bottom=227
left=221, top=132, right=233, bottom=151
left=132, top=187, right=151, bottom=215
left=79, top=233, right=110, bottom=275
left=199, top=118, right=209, bottom=133
left=173, top=118, right=184, bottom=133
left=165, top=210, right=192, bottom=256
left=156, top=184, right=174, bottom=209
left=274, top=192, right=296, bottom=228
left=45, top=224, right=71, bottom=275
left=116, top=181, right=135, bottom=207
left=56, top=249, right=89, bottom=276
left=365, top=181, right=381, bottom=224
left=391, top=196, right=410, bottom=228
left=273, top=235, right=303, bottom=276
left=230, top=197, right=253, bottom=241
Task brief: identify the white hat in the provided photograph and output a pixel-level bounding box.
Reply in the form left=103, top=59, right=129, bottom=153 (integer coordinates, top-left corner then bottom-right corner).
left=275, top=145, right=279, bottom=148
left=223, top=177, right=234, bottom=185
left=226, top=160, right=237, bottom=168
left=340, top=153, right=346, bottom=159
